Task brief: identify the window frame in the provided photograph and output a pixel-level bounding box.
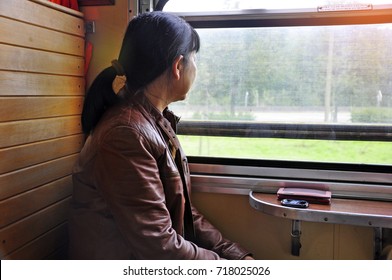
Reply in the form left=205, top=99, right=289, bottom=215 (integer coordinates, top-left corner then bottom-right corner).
left=174, top=5, right=392, bottom=28
left=178, top=121, right=392, bottom=142
left=188, top=156, right=392, bottom=201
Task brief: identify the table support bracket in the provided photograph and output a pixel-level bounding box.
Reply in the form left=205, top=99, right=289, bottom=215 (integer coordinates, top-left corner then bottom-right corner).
left=374, top=227, right=383, bottom=259
left=291, top=219, right=302, bottom=256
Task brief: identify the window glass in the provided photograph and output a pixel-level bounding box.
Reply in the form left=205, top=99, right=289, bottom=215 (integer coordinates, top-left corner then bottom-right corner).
left=169, top=24, right=392, bottom=164
left=164, top=0, right=392, bottom=12
left=172, top=25, right=392, bottom=124
left=178, top=136, right=392, bottom=164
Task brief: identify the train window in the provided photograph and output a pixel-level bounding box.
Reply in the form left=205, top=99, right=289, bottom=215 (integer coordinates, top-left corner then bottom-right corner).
left=161, top=0, right=392, bottom=200
left=170, top=24, right=392, bottom=165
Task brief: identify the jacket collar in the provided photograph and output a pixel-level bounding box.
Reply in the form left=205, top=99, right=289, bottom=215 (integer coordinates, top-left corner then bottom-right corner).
left=129, top=91, right=180, bottom=132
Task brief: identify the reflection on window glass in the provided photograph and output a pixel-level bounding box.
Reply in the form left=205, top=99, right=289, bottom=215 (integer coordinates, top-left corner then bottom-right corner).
left=171, top=24, right=392, bottom=124
left=164, top=0, right=392, bottom=12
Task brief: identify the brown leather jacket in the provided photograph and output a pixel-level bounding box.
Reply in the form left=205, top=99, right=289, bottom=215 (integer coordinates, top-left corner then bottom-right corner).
left=68, top=92, right=250, bottom=260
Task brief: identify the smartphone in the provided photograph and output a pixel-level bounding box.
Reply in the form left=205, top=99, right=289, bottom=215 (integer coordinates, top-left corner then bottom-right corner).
left=281, top=199, right=309, bottom=208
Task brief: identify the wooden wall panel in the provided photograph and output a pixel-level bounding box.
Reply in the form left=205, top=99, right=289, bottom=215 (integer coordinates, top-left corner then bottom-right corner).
left=0, top=155, right=78, bottom=201
left=0, top=116, right=82, bottom=148
left=0, top=97, right=83, bottom=122
left=0, top=71, right=85, bottom=97
left=0, top=17, right=84, bottom=56
left=0, top=44, right=84, bottom=76
left=0, top=0, right=84, bottom=259
left=0, top=200, right=70, bottom=259
left=3, top=223, right=68, bottom=260
left=0, top=0, right=84, bottom=36
left=0, top=70, right=85, bottom=96
left=0, top=135, right=84, bottom=174
left=0, top=176, right=73, bottom=228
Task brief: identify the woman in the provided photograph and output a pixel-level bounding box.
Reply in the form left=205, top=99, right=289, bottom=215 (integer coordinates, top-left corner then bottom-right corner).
left=68, top=11, right=252, bottom=260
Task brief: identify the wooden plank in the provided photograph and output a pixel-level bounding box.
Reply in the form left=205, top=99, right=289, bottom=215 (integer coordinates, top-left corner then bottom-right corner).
left=44, top=243, right=68, bottom=260
left=0, top=199, right=70, bottom=259
left=0, top=116, right=82, bottom=148
left=0, top=96, right=84, bottom=122
left=0, top=176, right=72, bottom=228
left=0, top=0, right=84, bottom=36
left=0, top=135, right=84, bottom=174
left=0, top=17, right=84, bottom=56
left=0, top=44, right=84, bottom=76
left=0, top=71, right=85, bottom=97
left=3, top=222, right=68, bottom=260
left=0, top=154, right=78, bottom=200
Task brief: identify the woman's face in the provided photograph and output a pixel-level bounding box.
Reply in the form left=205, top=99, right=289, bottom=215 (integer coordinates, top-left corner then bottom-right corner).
left=172, top=52, right=197, bottom=102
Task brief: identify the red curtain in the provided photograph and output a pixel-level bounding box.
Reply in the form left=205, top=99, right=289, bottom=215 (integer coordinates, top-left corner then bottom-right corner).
left=84, top=41, right=93, bottom=76
left=49, top=0, right=79, bottom=11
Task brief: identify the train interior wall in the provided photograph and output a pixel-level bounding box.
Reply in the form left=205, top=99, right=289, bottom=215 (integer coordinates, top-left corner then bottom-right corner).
left=0, top=0, right=383, bottom=259
left=0, top=0, right=85, bottom=259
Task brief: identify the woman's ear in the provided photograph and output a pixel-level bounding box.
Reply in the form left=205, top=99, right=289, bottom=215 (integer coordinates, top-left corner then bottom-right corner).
left=172, top=55, right=184, bottom=80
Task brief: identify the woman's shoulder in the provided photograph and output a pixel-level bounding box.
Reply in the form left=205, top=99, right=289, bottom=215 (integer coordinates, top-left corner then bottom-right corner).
left=95, top=102, right=160, bottom=143
left=103, top=102, right=147, bottom=128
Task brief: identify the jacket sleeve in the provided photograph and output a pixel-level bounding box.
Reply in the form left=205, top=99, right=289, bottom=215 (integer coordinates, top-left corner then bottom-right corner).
left=191, top=205, right=251, bottom=260
left=94, top=126, right=221, bottom=260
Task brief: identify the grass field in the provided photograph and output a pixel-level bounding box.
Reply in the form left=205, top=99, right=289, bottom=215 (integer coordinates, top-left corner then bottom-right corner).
left=178, top=135, right=392, bottom=165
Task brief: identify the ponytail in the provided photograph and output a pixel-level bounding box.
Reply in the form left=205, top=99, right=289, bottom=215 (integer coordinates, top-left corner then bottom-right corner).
left=81, top=12, right=200, bottom=134
left=81, top=67, right=119, bottom=134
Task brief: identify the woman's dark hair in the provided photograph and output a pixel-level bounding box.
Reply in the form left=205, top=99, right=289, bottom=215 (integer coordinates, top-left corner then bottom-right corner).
left=81, top=11, right=200, bottom=134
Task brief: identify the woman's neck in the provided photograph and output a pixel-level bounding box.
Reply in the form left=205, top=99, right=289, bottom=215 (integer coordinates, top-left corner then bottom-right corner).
left=144, top=75, right=171, bottom=112
left=144, top=89, right=169, bottom=112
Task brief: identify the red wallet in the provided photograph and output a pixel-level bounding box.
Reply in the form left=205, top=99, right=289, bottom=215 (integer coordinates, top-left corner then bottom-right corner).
left=277, top=187, right=331, bottom=205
